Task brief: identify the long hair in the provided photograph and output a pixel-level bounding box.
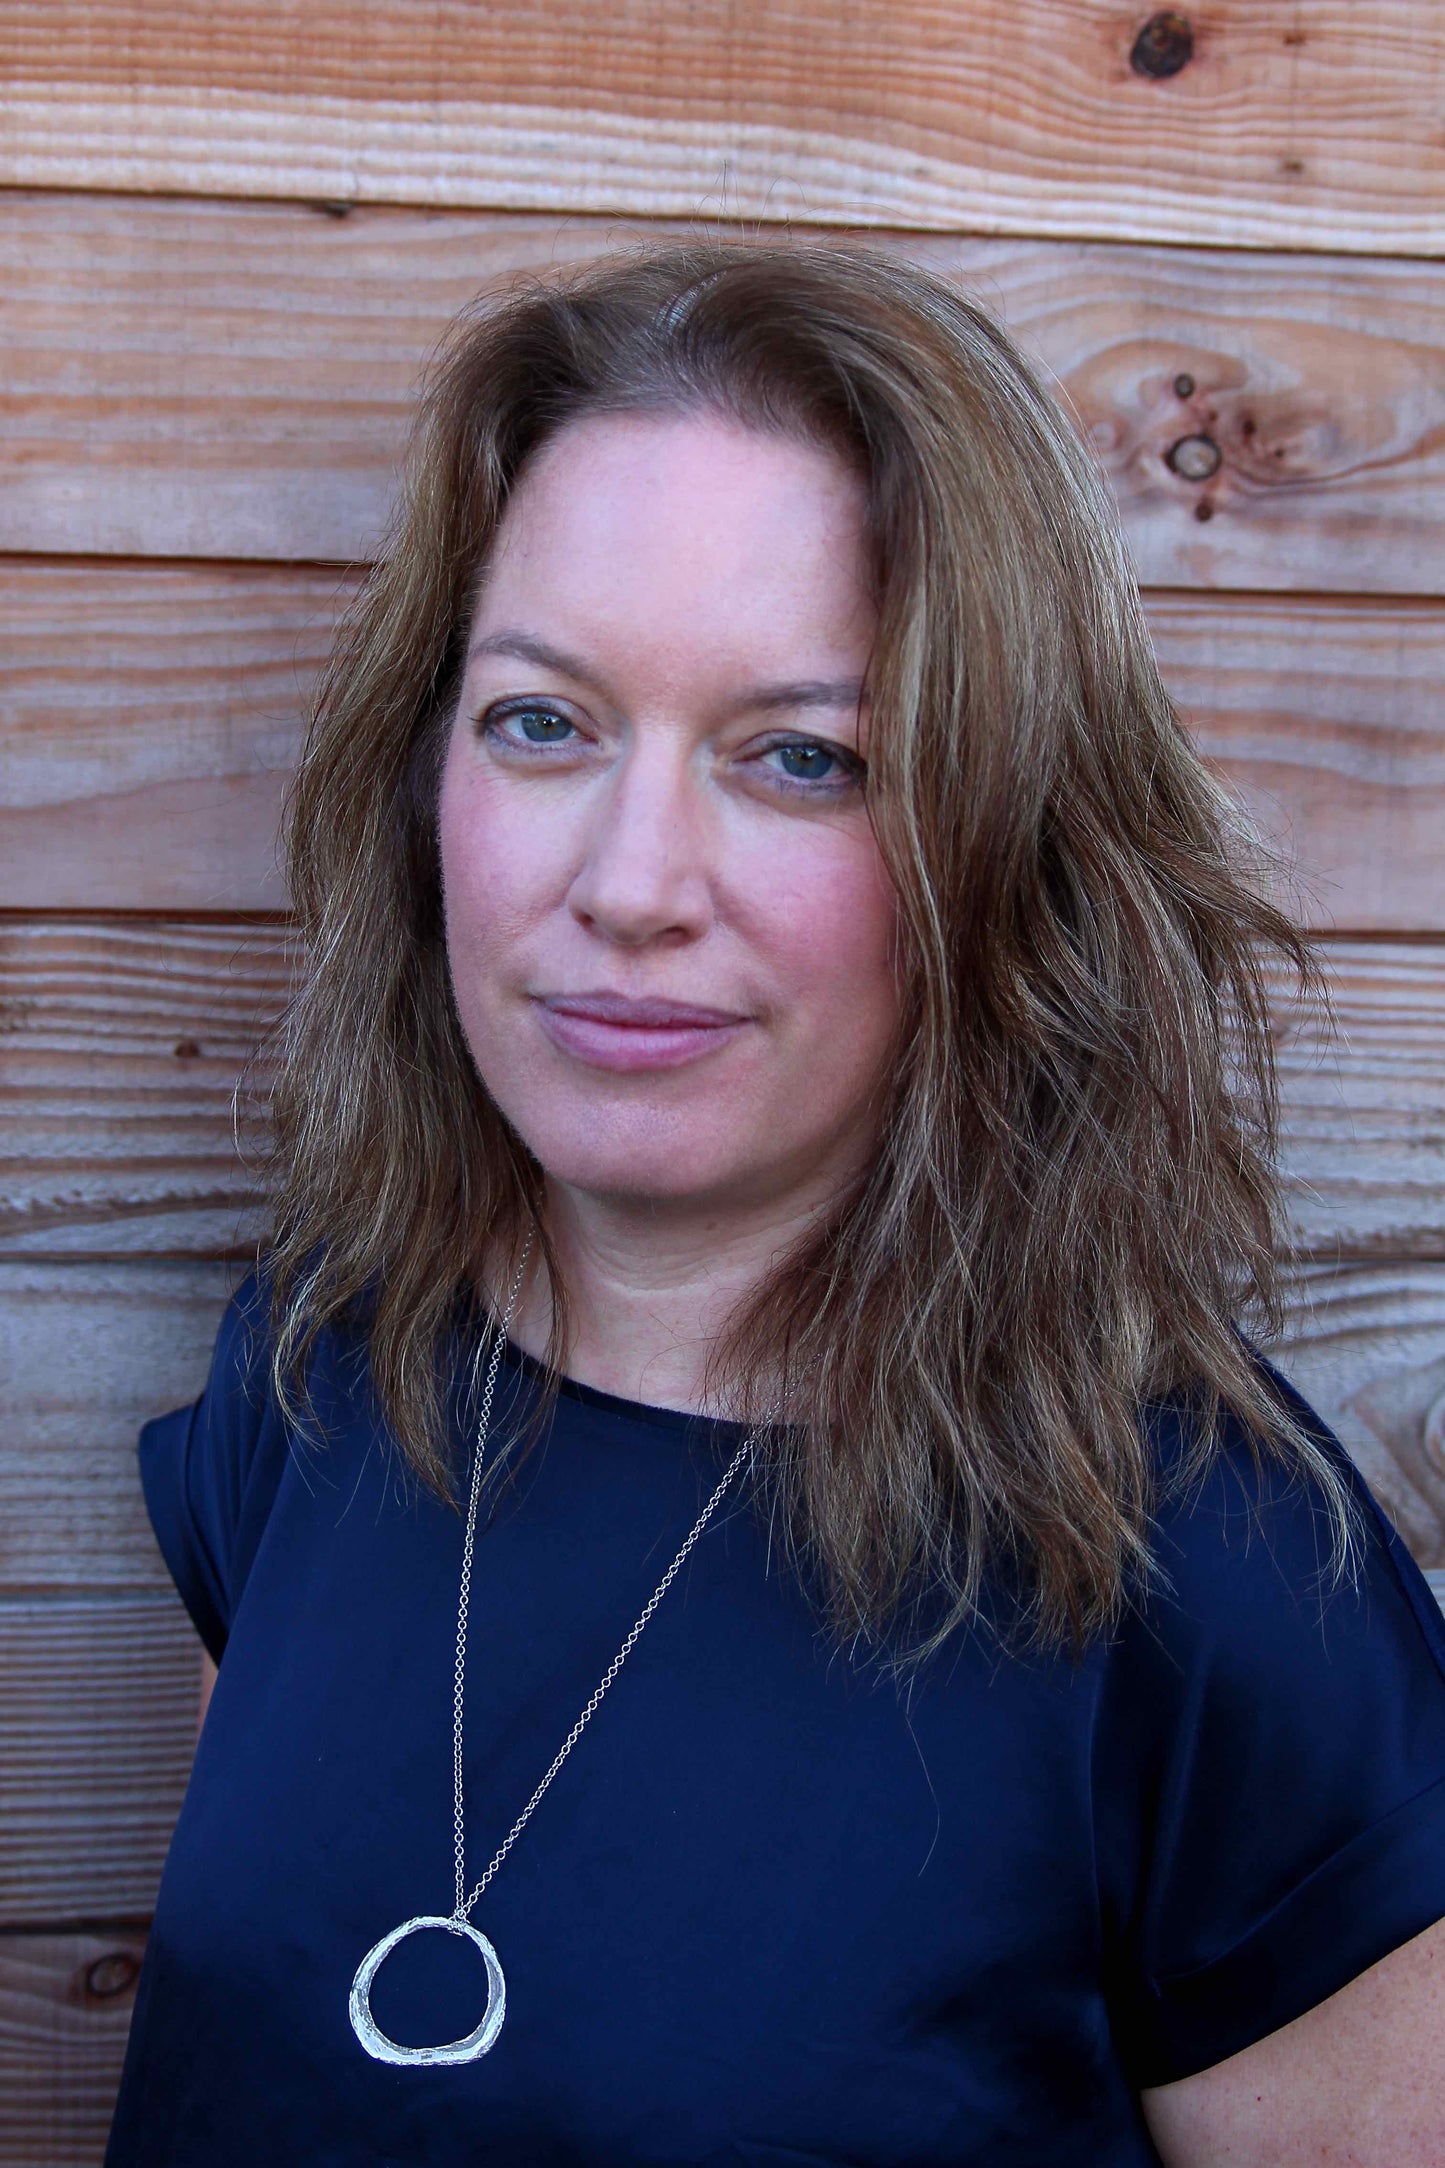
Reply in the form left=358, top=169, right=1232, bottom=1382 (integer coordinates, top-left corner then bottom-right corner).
left=264, top=237, right=1351, bottom=1664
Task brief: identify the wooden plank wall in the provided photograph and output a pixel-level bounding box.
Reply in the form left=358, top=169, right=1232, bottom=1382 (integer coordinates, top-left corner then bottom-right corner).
left=2, top=3, right=1444, bottom=2153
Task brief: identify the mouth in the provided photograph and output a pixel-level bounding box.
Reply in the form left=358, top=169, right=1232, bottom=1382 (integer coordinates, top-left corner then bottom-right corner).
left=533, top=991, right=751, bottom=1074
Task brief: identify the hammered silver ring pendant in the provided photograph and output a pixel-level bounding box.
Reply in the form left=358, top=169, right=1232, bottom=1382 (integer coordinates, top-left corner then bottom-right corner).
left=349, top=1915, right=506, bottom=2065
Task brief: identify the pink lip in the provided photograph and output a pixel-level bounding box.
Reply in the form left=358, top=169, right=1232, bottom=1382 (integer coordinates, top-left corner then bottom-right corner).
left=534, top=991, right=750, bottom=1073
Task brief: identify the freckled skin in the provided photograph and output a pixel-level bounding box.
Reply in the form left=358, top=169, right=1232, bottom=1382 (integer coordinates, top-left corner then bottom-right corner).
left=436, top=410, right=901, bottom=1223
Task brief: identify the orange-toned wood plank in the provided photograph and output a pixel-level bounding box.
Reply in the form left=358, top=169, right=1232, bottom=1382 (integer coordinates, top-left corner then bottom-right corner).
left=0, top=560, right=352, bottom=910
left=6, top=196, right=1445, bottom=587
left=1146, top=596, right=1445, bottom=933
left=0, top=2, right=1441, bottom=253
left=0, top=1929, right=147, bottom=2165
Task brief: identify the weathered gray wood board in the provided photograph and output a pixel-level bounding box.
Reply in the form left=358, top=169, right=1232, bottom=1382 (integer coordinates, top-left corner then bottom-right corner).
left=1275, top=1262, right=1445, bottom=1571
left=0, top=1595, right=196, bottom=1925
left=0, top=1261, right=239, bottom=1591
left=0, top=918, right=288, bottom=1256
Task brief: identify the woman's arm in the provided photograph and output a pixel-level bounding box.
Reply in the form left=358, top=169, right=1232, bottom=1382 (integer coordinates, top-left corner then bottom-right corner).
left=1141, top=1915, right=1445, bottom=2166
left=199, top=1648, right=217, bottom=1740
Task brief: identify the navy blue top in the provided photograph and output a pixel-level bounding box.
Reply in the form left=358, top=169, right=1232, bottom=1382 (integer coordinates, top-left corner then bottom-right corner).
left=109, top=1275, right=1445, bottom=2166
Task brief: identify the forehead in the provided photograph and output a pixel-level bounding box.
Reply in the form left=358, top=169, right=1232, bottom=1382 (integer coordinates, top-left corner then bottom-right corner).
left=470, top=410, right=874, bottom=667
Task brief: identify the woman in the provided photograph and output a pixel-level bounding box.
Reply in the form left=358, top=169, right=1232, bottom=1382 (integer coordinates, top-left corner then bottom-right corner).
left=109, top=241, right=1445, bottom=2165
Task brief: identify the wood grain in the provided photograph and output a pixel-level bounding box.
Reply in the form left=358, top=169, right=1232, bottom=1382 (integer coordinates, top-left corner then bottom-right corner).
left=3, top=562, right=1444, bottom=925
left=0, top=1594, right=196, bottom=1924
left=1276, top=1263, right=1445, bottom=1571
left=0, top=561, right=354, bottom=910
left=2, top=920, right=1441, bottom=1262
left=0, top=918, right=289, bottom=1256
left=0, top=1929, right=146, bottom=2166
left=0, top=1260, right=238, bottom=1590
left=0, top=3, right=1441, bottom=253
left=1146, top=596, right=1445, bottom=932
left=8, top=196, right=1445, bottom=590
left=1271, top=943, right=1445, bottom=1262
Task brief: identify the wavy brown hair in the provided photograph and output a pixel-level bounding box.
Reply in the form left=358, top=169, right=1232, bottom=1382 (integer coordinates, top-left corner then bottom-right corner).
left=264, top=237, right=1351, bottom=1664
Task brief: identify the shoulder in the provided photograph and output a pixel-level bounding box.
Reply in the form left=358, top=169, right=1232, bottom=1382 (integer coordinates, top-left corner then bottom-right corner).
left=185, top=1263, right=376, bottom=1448
left=204, top=1266, right=274, bottom=1419
left=1094, top=1353, right=1445, bottom=2086
left=1135, top=1351, right=1445, bottom=1682
left=137, top=1266, right=373, bottom=1659
left=138, top=1269, right=276, bottom=1523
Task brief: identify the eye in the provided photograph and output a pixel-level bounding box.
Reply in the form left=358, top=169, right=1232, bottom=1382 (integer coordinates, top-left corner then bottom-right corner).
left=480, top=700, right=579, bottom=749
left=757, top=737, right=864, bottom=791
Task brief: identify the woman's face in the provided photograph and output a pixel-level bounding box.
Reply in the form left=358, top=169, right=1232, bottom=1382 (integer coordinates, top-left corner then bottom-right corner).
left=437, top=408, right=901, bottom=1219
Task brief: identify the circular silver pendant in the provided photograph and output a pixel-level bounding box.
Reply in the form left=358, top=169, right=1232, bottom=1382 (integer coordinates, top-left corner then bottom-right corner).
left=349, top=1913, right=506, bottom=2065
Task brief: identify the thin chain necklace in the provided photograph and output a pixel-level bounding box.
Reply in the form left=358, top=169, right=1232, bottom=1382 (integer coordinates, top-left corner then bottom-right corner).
left=348, top=1241, right=760, bottom=2066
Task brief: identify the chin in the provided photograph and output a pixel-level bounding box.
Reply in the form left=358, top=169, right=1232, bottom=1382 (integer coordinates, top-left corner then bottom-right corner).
left=530, top=1134, right=751, bottom=1207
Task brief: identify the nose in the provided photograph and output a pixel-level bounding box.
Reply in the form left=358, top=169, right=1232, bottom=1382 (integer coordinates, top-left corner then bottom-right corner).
left=566, top=736, right=713, bottom=949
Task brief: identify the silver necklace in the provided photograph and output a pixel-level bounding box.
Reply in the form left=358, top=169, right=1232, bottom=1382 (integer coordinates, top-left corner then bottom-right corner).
left=348, top=1243, right=758, bottom=2065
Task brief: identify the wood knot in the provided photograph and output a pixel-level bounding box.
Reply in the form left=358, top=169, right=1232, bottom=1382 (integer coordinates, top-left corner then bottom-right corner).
left=1165, top=433, right=1222, bottom=482
left=1130, top=12, right=1194, bottom=79
left=173, top=1039, right=202, bottom=1060
left=81, top=1950, right=141, bottom=2002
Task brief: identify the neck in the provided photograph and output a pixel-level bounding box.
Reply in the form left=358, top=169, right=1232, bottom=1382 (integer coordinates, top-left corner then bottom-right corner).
left=505, top=1178, right=837, bottom=1415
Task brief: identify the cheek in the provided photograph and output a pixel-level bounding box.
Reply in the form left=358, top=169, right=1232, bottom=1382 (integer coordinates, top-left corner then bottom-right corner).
left=747, top=828, right=901, bottom=1055
left=437, top=753, right=557, bottom=964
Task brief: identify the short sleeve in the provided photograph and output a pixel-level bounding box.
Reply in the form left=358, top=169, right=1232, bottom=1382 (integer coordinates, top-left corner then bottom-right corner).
left=1097, top=1359, right=1445, bottom=2087
left=137, top=1271, right=286, bottom=1665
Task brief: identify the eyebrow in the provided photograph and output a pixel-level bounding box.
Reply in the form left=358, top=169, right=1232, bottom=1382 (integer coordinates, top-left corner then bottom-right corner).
left=466, top=629, right=865, bottom=717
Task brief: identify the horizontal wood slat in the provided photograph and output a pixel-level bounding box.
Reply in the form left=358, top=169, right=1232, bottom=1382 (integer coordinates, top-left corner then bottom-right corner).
left=0, top=918, right=287, bottom=1256
left=1146, top=596, right=1445, bottom=933
left=0, top=1594, right=196, bottom=1924
left=4, top=565, right=1443, bottom=926
left=2, top=922, right=1442, bottom=1262
left=1276, top=1263, right=1445, bottom=1573
left=8, top=197, right=1445, bottom=590
left=0, top=3, right=1441, bottom=253
left=0, top=561, right=352, bottom=911
left=0, top=1260, right=238, bottom=1589
left=0, top=1929, right=146, bottom=2166
left=1270, top=944, right=1445, bottom=1262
